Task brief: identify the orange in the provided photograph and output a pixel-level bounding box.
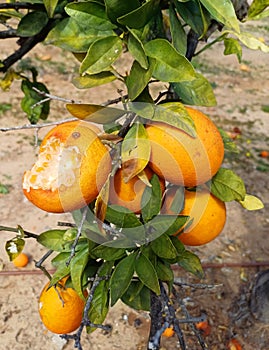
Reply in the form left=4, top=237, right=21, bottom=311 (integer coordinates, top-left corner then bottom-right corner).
left=38, top=278, right=86, bottom=334
left=162, top=187, right=226, bottom=246
left=23, top=120, right=111, bottom=213
left=12, top=252, right=29, bottom=267
left=227, top=338, right=243, bottom=350
left=195, top=320, right=211, bottom=336
left=109, top=166, right=165, bottom=213
left=260, top=150, right=269, bottom=158
left=146, top=106, right=224, bottom=187
left=162, top=327, right=175, bottom=337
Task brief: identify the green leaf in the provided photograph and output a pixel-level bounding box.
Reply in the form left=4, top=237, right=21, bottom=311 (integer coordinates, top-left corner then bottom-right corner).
left=172, top=72, right=217, bottom=107
left=127, top=29, right=148, bottom=69
left=37, top=229, right=88, bottom=252
left=170, top=236, right=186, bottom=255
left=49, top=265, right=70, bottom=286
left=150, top=234, right=178, bottom=260
left=17, top=11, right=48, bottom=36
left=0, top=183, right=10, bottom=194
left=200, top=0, right=240, bottom=33
left=46, top=17, right=114, bottom=52
left=91, top=245, right=126, bottom=261
left=247, top=0, right=269, bottom=19
left=128, top=102, right=196, bottom=137
left=169, top=4, right=187, bottom=55
left=104, top=0, right=140, bottom=24
left=121, top=122, right=151, bottom=181
left=141, top=174, right=162, bottom=223
left=70, top=245, right=89, bottom=299
left=72, top=71, right=117, bottom=89
left=5, top=237, right=25, bottom=261
left=178, top=250, right=204, bottom=279
left=21, top=80, right=50, bottom=123
left=105, top=205, right=142, bottom=228
left=66, top=103, right=125, bottom=123
left=224, top=37, right=242, bottom=62
left=121, top=281, right=151, bottom=311
left=80, top=36, right=122, bottom=74
left=65, top=1, right=116, bottom=31
left=135, top=253, right=160, bottom=295
left=166, top=186, right=185, bottom=214
left=209, top=168, right=246, bottom=202
left=37, top=229, right=67, bottom=251
left=126, top=60, right=153, bottom=101
left=44, top=0, right=58, bottom=17
left=118, top=0, right=160, bottom=29
left=239, top=194, right=264, bottom=211
left=51, top=252, right=70, bottom=268
left=146, top=215, right=189, bottom=241
left=156, top=260, right=174, bottom=283
left=110, top=252, right=137, bottom=306
left=87, top=261, right=114, bottom=332
left=218, top=128, right=239, bottom=154
left=175, top=0, right=210, bottom=38
left=144, top=39, right=196, bottom=82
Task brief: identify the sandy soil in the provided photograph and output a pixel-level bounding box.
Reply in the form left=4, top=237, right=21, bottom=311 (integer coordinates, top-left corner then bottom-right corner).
left=1, top=21, right=269, bottom=350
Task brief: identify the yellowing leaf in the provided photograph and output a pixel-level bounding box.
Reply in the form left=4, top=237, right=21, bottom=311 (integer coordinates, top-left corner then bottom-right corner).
left=121, top=122, right=150, bottom=182
left=239, top=194, right=264, bottom=211
left=44, top=0, right=58, bottom=18
left=137, top=170, right=151, bottom=187
left=95, top=178, right=110, bottom=228
left=227, top=31, right=269, bottom=53
left=66, top=103, right=125, bottom=124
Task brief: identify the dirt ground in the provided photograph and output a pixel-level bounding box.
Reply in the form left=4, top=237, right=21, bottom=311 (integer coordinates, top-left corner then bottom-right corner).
left=1, top=20, right=269, bottom=350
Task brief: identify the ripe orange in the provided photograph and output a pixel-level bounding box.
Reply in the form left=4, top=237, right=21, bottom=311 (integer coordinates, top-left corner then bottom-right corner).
left=260, top=150, right=269, bottom=158
left=12, top=252, right=29, bottom=267
left=195, top=319, right=211, bottom=336
left=162, top=327, right=175, bottom=337
left=109, top=166, right=165, bottom=213
left=162, top=187, right=226, bottom=246
left=23, top=121, right=111, bottom=213
left=227, top=338, right=242, bottom=350
left=146, top=106, right=224, bottom=187
left=38, top=278, right=86, bottom=334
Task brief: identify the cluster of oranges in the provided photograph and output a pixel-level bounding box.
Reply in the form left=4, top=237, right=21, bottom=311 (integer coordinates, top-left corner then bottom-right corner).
left=23, top=105, right=226, bottom=247
left=23, top=105, right=227, bottom=334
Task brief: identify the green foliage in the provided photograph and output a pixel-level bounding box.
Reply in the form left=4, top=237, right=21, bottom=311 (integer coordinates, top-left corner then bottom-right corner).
left=0, top=183, right=10, bottom=194
left=209, top=168, right=246, bottom=202
left=17, top=11, right=49, bottom=36
left=1, top=0, right=268, bottom=341
left=21, top=79, right=50, bottom=124
left=110, top=252, right=137, bottom=306
left=0, top=103, right=12, bottom=114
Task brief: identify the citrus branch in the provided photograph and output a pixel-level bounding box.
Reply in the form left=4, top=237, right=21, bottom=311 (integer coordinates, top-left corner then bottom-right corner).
left=34, top=249, right=54, bottom=280
left=61, top=272, right=111, bottom=350
left=148, top=281, right=208, bottom=350
left=66, top=207, right=88, bottom=266
left=0, top=225, right=38, bottom=239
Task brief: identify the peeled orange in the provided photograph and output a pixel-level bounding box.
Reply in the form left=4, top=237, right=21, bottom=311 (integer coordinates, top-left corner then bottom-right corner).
left=23, top=120, right=111, bottom=213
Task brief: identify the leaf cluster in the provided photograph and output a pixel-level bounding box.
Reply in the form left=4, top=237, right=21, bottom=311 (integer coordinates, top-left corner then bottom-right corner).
left=1, top=0, right=269, bottom=111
